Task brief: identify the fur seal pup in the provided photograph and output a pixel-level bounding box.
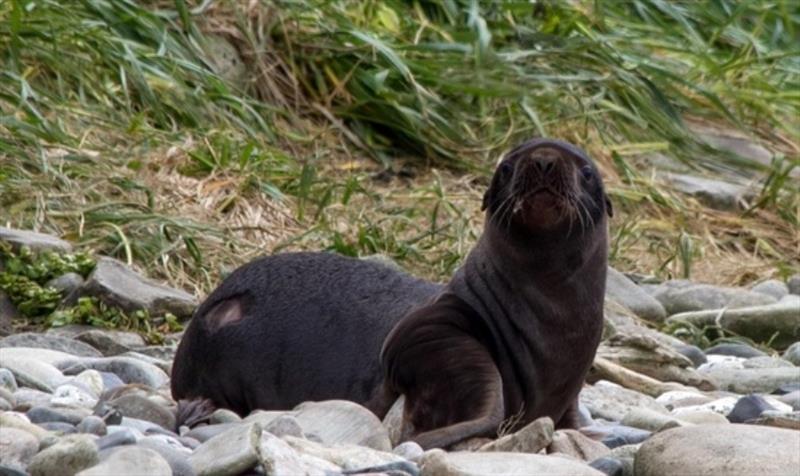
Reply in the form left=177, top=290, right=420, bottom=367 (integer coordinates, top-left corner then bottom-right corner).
left=379, top=139, right=612, bottom=448
left=171, top=138, right=612, bottom=448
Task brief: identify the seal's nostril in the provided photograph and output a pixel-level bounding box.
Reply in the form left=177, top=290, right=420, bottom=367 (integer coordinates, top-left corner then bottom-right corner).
left=534, top=156, right=557, bottom=175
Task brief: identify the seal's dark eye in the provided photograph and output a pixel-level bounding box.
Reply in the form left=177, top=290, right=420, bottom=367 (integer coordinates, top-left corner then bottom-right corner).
left=499, top=162, right=513, bottom=177
left=580, top=165, right=594, bottom=181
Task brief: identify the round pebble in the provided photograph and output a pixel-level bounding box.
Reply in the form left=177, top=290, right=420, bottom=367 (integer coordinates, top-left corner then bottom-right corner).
left=27, top=434, right=99, bottom=476
left=78, top=415, right=108, bottom=436
left=0, top=368, right=18, bottom=392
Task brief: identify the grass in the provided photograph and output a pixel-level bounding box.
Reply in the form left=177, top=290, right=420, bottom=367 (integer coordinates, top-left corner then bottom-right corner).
left=0, top=0, right=798, bottom=304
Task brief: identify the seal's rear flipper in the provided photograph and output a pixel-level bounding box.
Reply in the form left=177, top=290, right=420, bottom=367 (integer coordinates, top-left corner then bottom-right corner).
left=175, top=398, right=216, bottom=430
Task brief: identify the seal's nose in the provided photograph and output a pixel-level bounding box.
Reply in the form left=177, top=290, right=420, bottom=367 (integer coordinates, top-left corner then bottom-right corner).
left=533, top=155, right=557, bottom=175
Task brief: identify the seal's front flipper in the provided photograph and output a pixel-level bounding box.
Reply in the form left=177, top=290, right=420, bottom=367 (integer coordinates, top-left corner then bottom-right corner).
left=389, top=329, right=505, bottom=449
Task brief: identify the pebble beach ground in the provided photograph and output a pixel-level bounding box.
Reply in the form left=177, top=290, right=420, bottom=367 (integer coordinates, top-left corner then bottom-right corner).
left=1, top=226, right=799, bottom=476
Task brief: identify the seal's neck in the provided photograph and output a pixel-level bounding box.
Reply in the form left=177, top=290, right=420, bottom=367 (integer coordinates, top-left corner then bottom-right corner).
left=449, top=219, right=608, bottom=323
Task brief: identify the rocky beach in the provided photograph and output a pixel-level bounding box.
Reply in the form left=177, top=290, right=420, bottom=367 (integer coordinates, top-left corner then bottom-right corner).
left=1, top=226, right=799, bottom=476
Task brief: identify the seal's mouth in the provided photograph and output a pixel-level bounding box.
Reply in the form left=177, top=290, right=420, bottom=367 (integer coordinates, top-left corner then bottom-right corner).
left=513, top=187, right=566, bottom=215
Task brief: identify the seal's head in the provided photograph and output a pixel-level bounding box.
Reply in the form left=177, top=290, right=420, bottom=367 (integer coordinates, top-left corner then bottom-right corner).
left=482, top=138, right=612, bottom=236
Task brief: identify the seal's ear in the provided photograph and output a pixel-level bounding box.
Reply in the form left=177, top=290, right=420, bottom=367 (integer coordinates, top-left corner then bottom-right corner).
left=482, top=173, right=502, bottom=211
left=604, top=194, right=614, bottom=218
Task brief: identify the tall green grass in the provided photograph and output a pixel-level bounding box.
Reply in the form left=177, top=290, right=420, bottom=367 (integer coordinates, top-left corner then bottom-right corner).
left=0, top=0, right=797, bottom=287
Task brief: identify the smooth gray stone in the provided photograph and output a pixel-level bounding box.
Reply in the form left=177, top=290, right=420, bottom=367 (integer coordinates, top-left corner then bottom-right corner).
left=37, top=421, right=77, bottom=434
left=75, top=330, right=145, bottom=356
left=293, top=400, right=392, bottom=451
left=58, top=356, right=168, bottom=388
left=106, top=394, right=175, bottom=430
left=132, top=345, right=177, bottom=362
left=590, top=456, right=625, bottom=476
left=418, top=449, right=604, bottom=475
left=655, top=282, right=776, bottom=316
left=663, top=173, right=755, bottom=211
left=479, top=417, right=553, bottom=453
left=727, top=395, right=776, bottom=423
left=1, top=356, right=66, bottom=392
left=27, top=405, right=89, bottom=425
left=98, top=371, right=125, bottom=392
left=777, top=390, right=800, bottom=411
left=392, top=441, right=423, bottom=461
left=0, top=227, right=73, bottom=253
left=698, top=366, right=800, bottom=394
left=750, top=280, right=789, bottom=300
left=188, top=423, right=261, bottom=476
left=10, top=388, right=52, bottom=411
left=0, top=333, right=102, bottom=358
left=138, top=437, right=196, bottom=476
left=0, top=427, right=39, bottom=470
left=788, top=275, right=800, bottom=295
left=77, top=415, right=107, bottom=436
left=78, top=446, right=171, bottom=476
left=667, top=296, right=800, bottom=349
left=95, top=427, right=138, bottom=450
left=672, top=344, right=706, bottom=367
left=27, top=434, right=99, bottom=476
left=580, top=382, right=668, bottom=422
left=0, top=368, right=18, bottom=392
left=259, top=433, right=340, bottom=475
left=0, top=387, right=15, bottom=407
left=783, top=342, right=800, bottom=366
left=184, top=423, right=240, bottom=443
left=0, top=464, right=29, bottom=476
left=81, top=257, right=197, bottom=319
left=45, top=272, right=84, bottom=295
left=209, top=408, right=241, bottom=425
left=262, top=414, right=303, bottom=438
left=698, top=130, right=777, bottom=171
left=634, top=424, right=800, bottom=476
left=605, top=268, right=666, bottom=323
left=342, top=461, right=420, bottom=476
left=705, top=343, right=766, bottom=359
left=119, top=351, right=171, bottom=374
left=743, top=356, right=794, bottom=369
left=45, top=325, right=96, bottom=339
left=119, top=416, right=176, bottom=436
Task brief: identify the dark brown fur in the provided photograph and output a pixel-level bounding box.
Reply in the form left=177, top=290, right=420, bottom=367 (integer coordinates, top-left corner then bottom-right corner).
left=380, top=139, right=612, bottom=448
left=171, top=138, right=610, bottom=450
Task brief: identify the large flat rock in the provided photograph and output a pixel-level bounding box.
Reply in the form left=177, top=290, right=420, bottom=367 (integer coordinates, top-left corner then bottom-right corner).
left=698, top=366, right=800, bottom=394
left=0, top=227, right=73, bottom=253
left=668, top=295, right=800, bottom=349
left=81, top=257, right=197, bottom=319
left=605, top=268, right=666, bottom=323
left=635, top=424, right=800, bottom=476
left=419, top=450, right=603, bottom=476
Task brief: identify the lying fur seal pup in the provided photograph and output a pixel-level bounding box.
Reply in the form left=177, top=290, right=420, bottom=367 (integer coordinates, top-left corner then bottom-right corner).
left=171, top=138, right=612, bottom=449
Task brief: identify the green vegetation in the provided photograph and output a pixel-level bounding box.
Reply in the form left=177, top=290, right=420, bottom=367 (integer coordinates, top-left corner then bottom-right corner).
left=1, top=0, right=798, bottom=300
left=0, top=244, right=179, bottom=340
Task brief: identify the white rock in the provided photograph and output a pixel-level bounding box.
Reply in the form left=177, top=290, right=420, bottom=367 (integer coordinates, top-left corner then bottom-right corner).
left=697, top=355, right=746, bottom=371
left=258, top=432, right=339, bottom=476
left=71, top=370, right=105, bottom=398
left=51, top=384, right=99, bottom=409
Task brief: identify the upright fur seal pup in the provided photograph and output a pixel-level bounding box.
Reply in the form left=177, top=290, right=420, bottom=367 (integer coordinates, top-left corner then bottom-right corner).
left=171, top=138, right=612, bottom=448
left=380, top=139, right=612, bottom=448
